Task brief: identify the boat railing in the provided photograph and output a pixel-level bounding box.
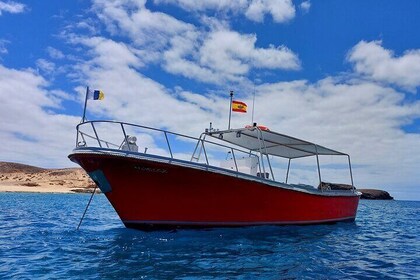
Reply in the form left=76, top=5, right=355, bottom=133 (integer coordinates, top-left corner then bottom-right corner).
left=75, top=120, right=261, bottom=178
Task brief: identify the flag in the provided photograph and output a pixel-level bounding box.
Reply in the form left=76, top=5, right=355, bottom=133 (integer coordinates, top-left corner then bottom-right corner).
left=87, top=89, right=105, bottom=100
left=232, top=100, right=247, bottom=113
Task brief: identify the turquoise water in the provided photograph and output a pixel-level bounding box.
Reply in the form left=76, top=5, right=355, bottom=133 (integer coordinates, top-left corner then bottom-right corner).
left=0, top=193, right=419, bottom=279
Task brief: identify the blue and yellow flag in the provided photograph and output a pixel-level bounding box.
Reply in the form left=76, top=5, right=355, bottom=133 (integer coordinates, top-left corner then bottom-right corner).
left=87, top=89, right=104, bottom=100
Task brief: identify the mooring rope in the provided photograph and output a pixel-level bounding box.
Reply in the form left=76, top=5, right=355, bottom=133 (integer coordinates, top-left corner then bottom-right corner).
left=77, top=185, right=97, bottom=230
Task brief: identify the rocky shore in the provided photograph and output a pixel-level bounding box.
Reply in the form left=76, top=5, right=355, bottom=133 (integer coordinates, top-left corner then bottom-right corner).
left=319, top=182, right=394, bottom=200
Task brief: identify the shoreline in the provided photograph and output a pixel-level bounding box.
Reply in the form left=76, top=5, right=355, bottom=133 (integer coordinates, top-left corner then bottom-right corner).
left=0, top=184, right=96, bottom=194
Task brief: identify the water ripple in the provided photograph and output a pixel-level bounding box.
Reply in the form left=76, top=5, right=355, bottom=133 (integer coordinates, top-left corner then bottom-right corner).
left=0, top=193, right=419, bottom=279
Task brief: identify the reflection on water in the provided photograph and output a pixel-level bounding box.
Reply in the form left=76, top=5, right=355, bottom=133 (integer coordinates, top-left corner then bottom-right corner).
left=0, top=193, right=418, bottom=279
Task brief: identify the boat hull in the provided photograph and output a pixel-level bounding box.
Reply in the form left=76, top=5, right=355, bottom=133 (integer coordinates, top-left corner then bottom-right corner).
left=69, top=152, right=360, bottom=230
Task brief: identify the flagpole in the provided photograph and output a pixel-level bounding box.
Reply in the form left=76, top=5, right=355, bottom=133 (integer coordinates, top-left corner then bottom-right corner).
left=81, top=86, right=89, bottom=123
left=228, top=90, right=233, bottom=130
left=251, top=84, right=256, bottom=124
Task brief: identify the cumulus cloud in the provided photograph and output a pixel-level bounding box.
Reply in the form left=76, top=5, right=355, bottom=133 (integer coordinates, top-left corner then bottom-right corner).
left=245, top=0, right=295, bottom=23
left=70, top=36, right=144, bottom=70
left=155, top=0, right=247, bottom=12
left=69, top=35, right=224, bottom=134
left=92, top=0, right=300, bottom=85
left=347, top=40, right=420, bottom=90
left=0, top=1, right=25, bottom=15
left=0, top=64, right=80, bottom=167
left=92, top=0, right=194, bottom=51
left=199, top=30, right=300, bottom=73
left=163, top=28, right=300, bottom=84
left=250, top=78, right=420, bottom=189
left=156, top=0, right=296, bottom=23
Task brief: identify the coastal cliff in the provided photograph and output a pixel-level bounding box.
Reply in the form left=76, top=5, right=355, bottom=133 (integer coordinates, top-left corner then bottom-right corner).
left=319, top=182, right=394, bottom=200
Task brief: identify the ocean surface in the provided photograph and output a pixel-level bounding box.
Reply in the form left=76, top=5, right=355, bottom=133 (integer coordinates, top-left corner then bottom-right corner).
left=0, top=193, right=418, bottom=279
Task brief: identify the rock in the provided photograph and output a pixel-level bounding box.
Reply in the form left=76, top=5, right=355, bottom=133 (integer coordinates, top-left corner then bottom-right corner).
left=357, top=189, right=394, bottom=200
left=319, top=182, right=394, bottom=200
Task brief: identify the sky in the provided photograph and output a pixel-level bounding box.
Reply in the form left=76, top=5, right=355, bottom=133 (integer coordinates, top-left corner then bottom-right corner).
left=0, top=0, right=419, bottom=200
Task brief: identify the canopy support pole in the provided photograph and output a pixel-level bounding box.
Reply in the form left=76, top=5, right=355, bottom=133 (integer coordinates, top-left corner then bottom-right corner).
left=314, top=145, right=322, bottom=189
left=259, top=129, right=274, bottom=180
left=257, top=129, right=266, bottom=178
left=347, top=155, right=355, bottom=192
left=285, top=158, right=291, bottom=184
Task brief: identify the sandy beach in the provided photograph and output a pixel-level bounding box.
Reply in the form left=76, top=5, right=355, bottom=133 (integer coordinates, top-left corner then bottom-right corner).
left=0, top=162, right=95, bottom=194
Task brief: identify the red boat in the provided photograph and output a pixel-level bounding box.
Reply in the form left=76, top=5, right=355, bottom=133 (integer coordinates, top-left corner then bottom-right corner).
left=69, top=121, right=360, bottom=230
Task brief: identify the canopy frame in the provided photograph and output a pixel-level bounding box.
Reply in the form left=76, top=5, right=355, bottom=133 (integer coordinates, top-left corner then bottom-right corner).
left=205, top=125, right=354, bottom=191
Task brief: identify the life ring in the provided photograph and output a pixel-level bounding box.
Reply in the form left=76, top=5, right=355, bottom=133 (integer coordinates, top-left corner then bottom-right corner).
left=245, top=125, right=270, bottom=131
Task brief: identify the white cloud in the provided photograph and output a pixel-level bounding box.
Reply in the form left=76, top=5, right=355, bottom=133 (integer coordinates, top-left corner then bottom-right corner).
left=199, top=30, right=300, bottom=74
left=347, top=40, right=420, bottom=90
left=36, top=59, right=55, bottom=74
left=162, top=28, right=300, bottom=84
left=92, top=0, right=194, bottom=51
left=92, top=0, right=300, bottom=85
left=46, top=47, right=65, bottom=59
left=300, top=1, right=311, bottom=13
left=154, top=0, right=247, bottom=12
left=156, top=0, right=296, bottom=23
left=245, top=0, right=295, bottom=23
left=0, top=64, right=80, bottom=168
left=70, top=35, right=221, bottom=134
left=0, top=1, right=25, bottom=15
left=250, top=78, right=420, bottom=190
left=71, top=36, right=144, bottom=70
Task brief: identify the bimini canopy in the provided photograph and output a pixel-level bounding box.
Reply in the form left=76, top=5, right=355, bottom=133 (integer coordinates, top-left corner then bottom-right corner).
left=205, top=126, right=347, bottom=159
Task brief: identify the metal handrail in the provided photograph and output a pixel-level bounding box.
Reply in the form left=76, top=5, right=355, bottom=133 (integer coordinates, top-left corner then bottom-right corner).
left=76, top=120, right=259, bottom=174
left=77, top=131, right=120, bottom=149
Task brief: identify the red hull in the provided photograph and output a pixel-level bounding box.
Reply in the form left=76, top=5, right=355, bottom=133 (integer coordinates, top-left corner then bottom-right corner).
left=70, top=152, right=360, bottom=229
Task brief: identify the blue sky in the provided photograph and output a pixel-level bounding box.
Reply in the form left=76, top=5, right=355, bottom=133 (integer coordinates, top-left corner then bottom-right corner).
left=0, top=0, right=419, bottom=200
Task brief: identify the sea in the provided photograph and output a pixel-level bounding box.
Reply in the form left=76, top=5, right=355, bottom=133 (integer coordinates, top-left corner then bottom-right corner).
left=0, top=193, right=418, bottom=280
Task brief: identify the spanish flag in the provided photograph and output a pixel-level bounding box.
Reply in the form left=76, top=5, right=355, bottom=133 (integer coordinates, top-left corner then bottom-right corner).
left=232, top=100, right=247, bottom=113
left=87, top=89, right=105, bottom=100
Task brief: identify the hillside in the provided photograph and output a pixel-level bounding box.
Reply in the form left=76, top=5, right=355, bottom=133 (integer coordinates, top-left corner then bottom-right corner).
left=0, top=161, right=96, bottom=193
left=0, top=162, right=45, bottom=174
